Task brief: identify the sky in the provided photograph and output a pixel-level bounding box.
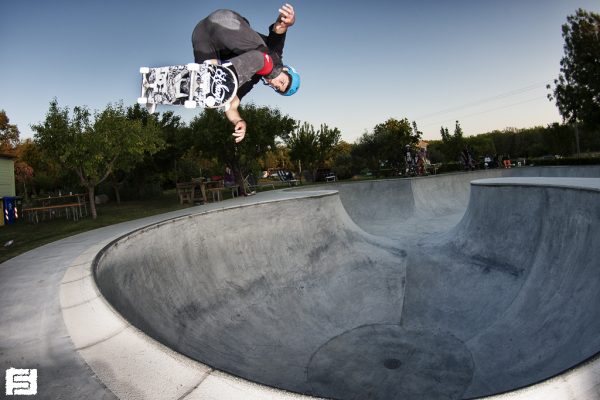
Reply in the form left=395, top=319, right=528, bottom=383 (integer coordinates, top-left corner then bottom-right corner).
left=2, top=0, right=600, bottom=143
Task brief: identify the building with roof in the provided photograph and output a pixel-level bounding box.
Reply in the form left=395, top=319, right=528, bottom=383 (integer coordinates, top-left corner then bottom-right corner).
left=0, top=154, right=16, bottom=197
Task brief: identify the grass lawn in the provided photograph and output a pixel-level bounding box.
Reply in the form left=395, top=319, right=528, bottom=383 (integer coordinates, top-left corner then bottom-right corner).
left=0, top=190, right=193, bottom=264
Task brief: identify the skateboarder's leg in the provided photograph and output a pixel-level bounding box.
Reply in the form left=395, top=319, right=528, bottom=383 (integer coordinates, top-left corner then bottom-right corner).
left=192, top=9, right=267, bottom=64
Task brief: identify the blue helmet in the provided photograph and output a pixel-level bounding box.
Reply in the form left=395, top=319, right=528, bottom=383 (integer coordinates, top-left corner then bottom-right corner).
left=281, top=65, right=300, bottom=96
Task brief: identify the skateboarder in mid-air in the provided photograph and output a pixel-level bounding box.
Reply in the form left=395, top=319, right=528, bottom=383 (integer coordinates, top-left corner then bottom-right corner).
left=192, top=4, right=301, bottom=143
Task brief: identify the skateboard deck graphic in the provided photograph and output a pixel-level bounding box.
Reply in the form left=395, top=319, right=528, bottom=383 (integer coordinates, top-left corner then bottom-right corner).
left=138, top=63, right=238, bottom=113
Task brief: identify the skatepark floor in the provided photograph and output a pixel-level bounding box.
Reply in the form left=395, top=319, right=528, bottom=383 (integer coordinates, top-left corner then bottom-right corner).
left=1, top=166, right=599, bottom=400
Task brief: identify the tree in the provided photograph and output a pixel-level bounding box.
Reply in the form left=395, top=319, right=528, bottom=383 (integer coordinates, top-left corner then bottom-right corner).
left=155, top=112, right=195, bottom=185
left=0, top=110, right=20, bottom=152
left=440, top=126, right=450, bottom=142
left=330, top=141, right=354, bottom=180
left=106, top=104, right=165, bottom=203
left=438, top=120, right=466, bottom=162
left=315, top=124, right=342, bottom=171
left=190, top=104, right=295, bottom=192
left=286, top=122, right=318, bottom=181
left=286, top=123, right=324, bottom=181
left=548, top=9, right=600, bottom=128
left=128, top=107, right=187, bottom=185
left=464, top=135, right=496, bottom=159
left=16, top=138, right=66, bottom=195
left=32, top=100, right=163, bottom=219
left=454, top=120, right=464, bottom=138
left=14, top=159, right=33, bottom=202
left=262, top=144, right=293, bottom=172
left=374, top=118, right=420, bottom=171
left=352, top=118, right=420, bottom=175
left=352, top=130, right=380, bottom=174
left=286, top=122, right=341, bottom=181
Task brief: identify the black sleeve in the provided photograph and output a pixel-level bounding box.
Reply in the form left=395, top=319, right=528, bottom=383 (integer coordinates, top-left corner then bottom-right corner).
left=265, top=24, right=286, bottom=57
left=237, top=76, right=262, bottom=100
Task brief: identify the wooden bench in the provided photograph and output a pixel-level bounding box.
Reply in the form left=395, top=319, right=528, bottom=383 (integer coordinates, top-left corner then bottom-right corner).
left=244, top=176, right=275, bottom=192
left=205, top=180, right=239, bottom=202
left=427, top=163, right=442, bottom=175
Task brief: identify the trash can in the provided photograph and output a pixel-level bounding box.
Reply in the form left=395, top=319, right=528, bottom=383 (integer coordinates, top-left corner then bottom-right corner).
left=3, top=197, right=22, bottom=225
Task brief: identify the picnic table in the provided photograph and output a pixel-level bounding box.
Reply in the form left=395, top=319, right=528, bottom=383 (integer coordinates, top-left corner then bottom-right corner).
left=176, top=179, right=207, bottom=204
left=23, top=193, right=88, bottom=224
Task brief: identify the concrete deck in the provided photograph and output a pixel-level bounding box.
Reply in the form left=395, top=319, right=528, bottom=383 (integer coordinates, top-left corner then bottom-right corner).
left=1, top=166, right=599, bottom=399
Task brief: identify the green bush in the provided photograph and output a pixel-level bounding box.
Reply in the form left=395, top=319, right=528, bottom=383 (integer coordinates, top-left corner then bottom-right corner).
left=530, top=155, right=600, bottom=166
left=437, top=162, right=463, bottom=174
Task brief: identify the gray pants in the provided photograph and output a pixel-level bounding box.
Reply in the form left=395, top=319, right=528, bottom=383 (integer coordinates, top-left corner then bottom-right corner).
left=191, top=9, right=268, bottom=86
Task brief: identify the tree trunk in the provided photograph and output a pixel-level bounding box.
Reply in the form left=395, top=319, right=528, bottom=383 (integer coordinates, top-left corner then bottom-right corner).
left=233, top=167, right=246, bottom=195
left=297, top=160, right=303, bottom=183
left=113, top=183, right=122, bottom=204
left=87, top=185, right=98, bottom=219
left=574, top=123, right=581, bottom=157
left=22, top=182, right=30, bottom=203
left=115, top=186, right=121, bottom=203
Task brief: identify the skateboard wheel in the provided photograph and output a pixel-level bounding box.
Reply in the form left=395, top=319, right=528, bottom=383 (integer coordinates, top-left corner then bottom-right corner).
left=137, top=97, right=148, bottom=105
left=187, top=63, right=200, bottom=72
left=184, top=100, right=196, bottom=109
left=204, top=96, right=216, bottom=107
left=140, top=67, right=150, bottom=74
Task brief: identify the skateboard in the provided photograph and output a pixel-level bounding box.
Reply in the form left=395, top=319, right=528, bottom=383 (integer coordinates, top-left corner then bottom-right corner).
left=137, top=62, right=238, bottom=113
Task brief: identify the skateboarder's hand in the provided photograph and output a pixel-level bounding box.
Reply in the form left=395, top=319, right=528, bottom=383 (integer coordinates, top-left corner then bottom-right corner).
left=233, top=120, right=247, bottom=143
left=275, top=3, right=295, bottom=32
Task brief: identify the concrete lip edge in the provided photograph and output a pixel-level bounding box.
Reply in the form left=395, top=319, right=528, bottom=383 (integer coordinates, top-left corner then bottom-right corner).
left=474, top=352, right=600, bottom=400
left=59, top=181, right=600, bottom=400
left=60, top=190, right=337, bottom=400
left=472, top=177, right=600, bottom=192
left=465, top=176, right=600, bottom=399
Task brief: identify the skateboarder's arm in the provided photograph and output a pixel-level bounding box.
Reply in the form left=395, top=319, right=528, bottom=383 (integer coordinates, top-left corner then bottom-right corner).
left=265, top=4, right=294, bottom=59
left=225, top=96, right=247, bottom=143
